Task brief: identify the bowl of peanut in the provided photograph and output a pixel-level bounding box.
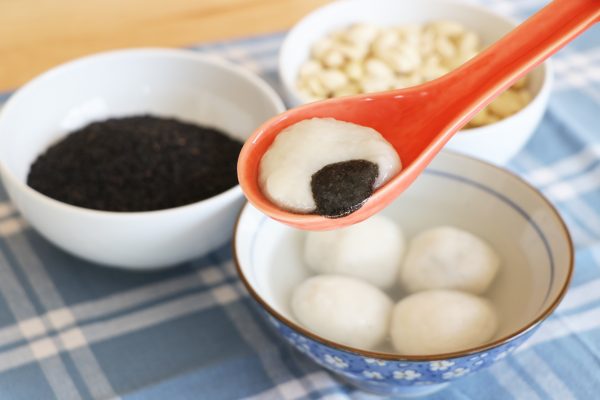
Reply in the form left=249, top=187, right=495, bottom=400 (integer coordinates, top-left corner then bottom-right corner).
left=279, top=0, right=552, bottom=165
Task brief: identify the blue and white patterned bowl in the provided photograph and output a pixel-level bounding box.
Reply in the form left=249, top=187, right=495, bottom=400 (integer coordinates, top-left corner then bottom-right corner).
left=234, top=151, right=573, bottom=397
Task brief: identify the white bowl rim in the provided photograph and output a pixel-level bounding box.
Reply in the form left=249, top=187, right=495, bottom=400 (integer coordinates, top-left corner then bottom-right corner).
left=0, top=47, right=285, bottom=219
left=278, top=0, right=553, bottom=133
left=233, top=150, right=574, bottom=361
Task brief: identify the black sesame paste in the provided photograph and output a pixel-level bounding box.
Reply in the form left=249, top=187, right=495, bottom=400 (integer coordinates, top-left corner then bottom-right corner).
left=310, top=159, right=379, bottom=218
left=27, top=115, right=243, bottom=212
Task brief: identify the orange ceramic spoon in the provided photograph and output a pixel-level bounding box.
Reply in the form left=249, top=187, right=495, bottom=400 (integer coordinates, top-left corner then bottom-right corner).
left=238, top=0, right=600, bottom=230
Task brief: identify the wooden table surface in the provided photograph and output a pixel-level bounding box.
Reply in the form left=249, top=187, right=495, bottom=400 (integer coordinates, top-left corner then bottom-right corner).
left=0, top=0, right=331, bottom=92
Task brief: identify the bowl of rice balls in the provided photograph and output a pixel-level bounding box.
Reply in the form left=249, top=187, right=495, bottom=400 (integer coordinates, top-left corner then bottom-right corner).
left=234, top=151, right=573, bottom=397
left=278, top=0, right=552, bottom=165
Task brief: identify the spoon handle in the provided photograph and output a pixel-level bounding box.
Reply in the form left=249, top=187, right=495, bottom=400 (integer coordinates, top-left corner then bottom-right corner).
left=440, top=0, right=600, bottom=128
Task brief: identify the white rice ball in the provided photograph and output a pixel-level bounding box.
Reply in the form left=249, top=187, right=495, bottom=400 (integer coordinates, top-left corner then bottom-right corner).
left=292, top=275, right=393, bottom=349
left=259, top=118, right=401, bottom=213
left=399, top=226, right=500, bottom=294
left=390, top=289, right=498, bottom=355
left=304, top=215, right=405, bottom=288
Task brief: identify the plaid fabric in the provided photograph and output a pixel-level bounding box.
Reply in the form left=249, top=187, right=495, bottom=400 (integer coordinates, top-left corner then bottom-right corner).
left=0, top=0, right=599, bottom=398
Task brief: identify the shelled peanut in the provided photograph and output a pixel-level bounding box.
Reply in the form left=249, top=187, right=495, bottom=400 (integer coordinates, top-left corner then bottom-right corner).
left=296, top=21, right=532, bottom=128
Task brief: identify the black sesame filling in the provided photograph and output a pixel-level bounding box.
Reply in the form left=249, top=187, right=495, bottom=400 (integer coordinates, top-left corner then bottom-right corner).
left=27, top=115, right=243, bottom=212
left=310, top=159, right=379, bottom=218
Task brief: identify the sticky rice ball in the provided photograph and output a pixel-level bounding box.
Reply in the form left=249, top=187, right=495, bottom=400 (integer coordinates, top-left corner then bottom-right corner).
left=390, top=289, right=498, bottom=355
left=304, top=215, right=405, bottom=288
left=399, top=226, right=500, bottom=294
left=259, top=118, right=401, bottom=216
left=292, top=275, right=393, bottom=349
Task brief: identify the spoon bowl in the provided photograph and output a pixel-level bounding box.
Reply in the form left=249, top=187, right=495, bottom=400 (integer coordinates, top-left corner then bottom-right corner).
left=238, top=0, right=600, bottom=230
left=238, top=84, right=448, bottom=230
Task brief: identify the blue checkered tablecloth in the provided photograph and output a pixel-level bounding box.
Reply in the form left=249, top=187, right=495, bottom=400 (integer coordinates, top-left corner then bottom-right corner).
left=0, top=0, right=599, bottom=399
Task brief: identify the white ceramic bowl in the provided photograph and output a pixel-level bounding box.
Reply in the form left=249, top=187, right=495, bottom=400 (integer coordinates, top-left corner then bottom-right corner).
left=0, top=48, right=285, bottom=269
left=235, top=151, right=572, bottom=397
left=279, top=0, right=552, bottom=165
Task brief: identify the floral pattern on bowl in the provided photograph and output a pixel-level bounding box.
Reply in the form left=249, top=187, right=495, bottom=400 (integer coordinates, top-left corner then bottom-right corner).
left=265, top=311, right=533, bottom=396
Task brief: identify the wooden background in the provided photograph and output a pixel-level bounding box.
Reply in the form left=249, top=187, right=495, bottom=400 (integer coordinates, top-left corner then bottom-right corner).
left=0, top=0, right=331, bottom=92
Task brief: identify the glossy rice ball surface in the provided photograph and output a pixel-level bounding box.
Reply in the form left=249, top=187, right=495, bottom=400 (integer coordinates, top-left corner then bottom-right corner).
left=304, top=215, right=405, bottom=288
left=390, top=289, right=498, bottom=355
left=292, top=274, right=393, bottom=349
left=399, top=226, right=500, bottom=294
